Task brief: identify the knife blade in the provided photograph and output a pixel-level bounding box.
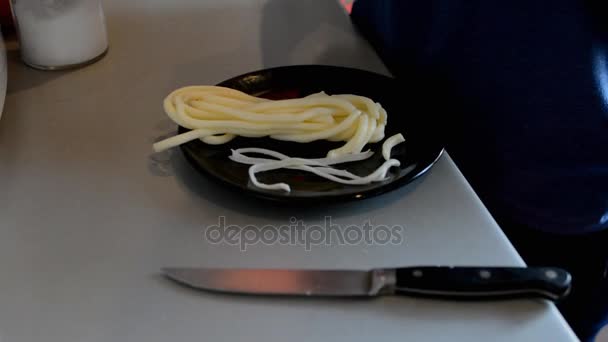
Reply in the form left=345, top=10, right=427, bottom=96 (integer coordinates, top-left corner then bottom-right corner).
left=162, top=266, right=571, bottom=301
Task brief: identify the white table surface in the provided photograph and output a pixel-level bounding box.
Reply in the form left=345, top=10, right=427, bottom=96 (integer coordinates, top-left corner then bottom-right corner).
left=0, top=0, right=577, bottom=341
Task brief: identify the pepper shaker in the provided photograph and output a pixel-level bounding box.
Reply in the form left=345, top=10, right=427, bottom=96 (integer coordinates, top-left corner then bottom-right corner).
left=11, top=0, right=108, bottom=70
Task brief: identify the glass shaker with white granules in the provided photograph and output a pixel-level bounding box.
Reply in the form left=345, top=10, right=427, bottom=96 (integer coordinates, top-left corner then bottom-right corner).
left=11, top=0, right=108, bottom=70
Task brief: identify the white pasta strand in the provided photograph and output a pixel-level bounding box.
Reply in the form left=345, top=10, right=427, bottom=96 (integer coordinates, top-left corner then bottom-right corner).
left=229, top=148, right=374, bottom=181
left=229, top=148, right=375, bottom=168
left=152, top=86, right=389, bottom=157
left=325, top=115, right=369, bottom=158
left=229, top=133, right=406, bottom=192
left=382, top=133, right=405, bottom=161
left=201, top=134, right=236, bottom=145
left=245, top=155, right=400, bottom=192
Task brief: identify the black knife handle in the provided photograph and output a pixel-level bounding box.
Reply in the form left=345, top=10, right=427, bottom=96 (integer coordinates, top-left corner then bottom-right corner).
left=394, top=267, right=571, bottom=301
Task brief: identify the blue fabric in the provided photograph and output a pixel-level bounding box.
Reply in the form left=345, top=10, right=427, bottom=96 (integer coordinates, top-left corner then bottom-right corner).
left=352, top=0, right=608, bottom=234
left=502, top=221, right=608, bottom=342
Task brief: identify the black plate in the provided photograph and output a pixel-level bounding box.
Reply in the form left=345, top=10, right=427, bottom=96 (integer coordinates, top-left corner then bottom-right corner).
left=179, top=65, right=444, bottom=203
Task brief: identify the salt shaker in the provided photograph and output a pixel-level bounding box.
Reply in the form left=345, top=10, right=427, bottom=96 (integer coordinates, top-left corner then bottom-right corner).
left=11, top=0, right=108, bottom=70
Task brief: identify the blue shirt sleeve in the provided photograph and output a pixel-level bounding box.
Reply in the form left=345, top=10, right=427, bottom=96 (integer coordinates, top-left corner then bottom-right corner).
left=351, top=0, right=608, bottom=234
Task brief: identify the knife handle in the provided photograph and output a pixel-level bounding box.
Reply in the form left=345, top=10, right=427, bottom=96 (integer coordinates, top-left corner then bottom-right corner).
left=394, top=267, right=571, bottom=301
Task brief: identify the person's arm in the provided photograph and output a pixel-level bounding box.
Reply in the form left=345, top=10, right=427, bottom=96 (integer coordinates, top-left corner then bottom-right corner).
left=351, top=0, right=608, bottom=234
left=351, top=0, right=469, bottom=77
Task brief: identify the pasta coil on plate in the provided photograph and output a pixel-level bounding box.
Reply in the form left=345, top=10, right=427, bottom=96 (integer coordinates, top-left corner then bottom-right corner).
left=153, top=85, right=405, bottom=192
left=153, top=86, right=387, bottom=158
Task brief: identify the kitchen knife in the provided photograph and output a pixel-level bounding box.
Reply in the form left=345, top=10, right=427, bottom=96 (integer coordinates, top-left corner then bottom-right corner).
left=162, top=266, right=571, bottom=301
